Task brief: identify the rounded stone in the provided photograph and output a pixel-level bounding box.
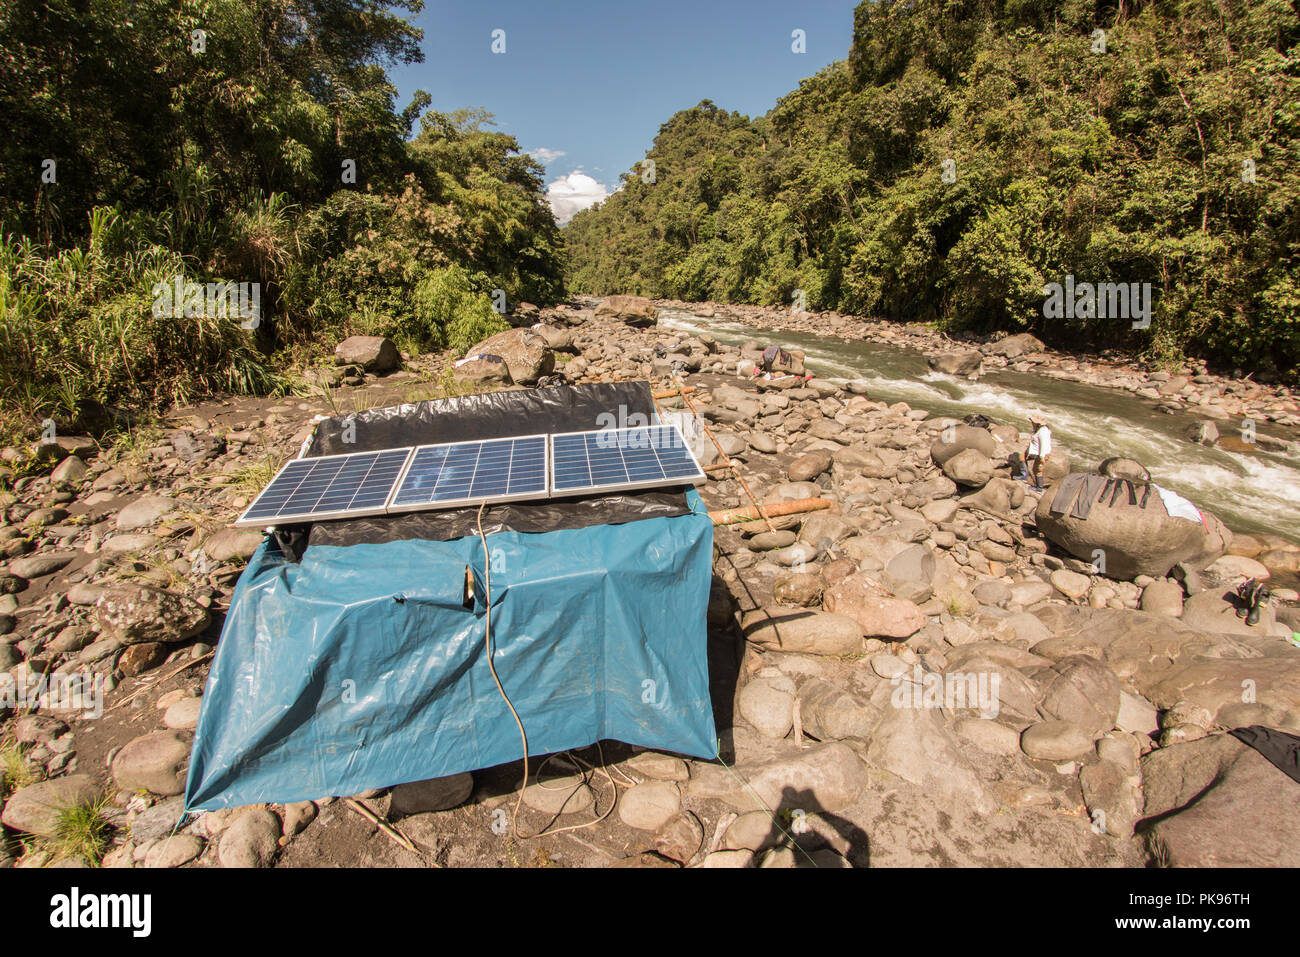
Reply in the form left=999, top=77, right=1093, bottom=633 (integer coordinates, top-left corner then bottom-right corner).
left=617, top=781, right=681, bottom=831
left=111, top=731, right=191, bottom=795
left=1020, top=721, right=1094, bottom=761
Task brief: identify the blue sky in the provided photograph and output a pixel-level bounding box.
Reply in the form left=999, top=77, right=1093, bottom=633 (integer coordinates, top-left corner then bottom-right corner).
left=387, top=0, right=860, bottom=222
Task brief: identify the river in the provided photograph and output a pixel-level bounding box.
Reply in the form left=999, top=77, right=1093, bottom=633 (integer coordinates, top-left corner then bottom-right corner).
left=659, top=307, right=1300, bottom=545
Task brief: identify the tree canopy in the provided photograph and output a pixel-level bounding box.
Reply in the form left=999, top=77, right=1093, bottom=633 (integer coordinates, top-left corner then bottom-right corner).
left=565, top=0, right=1300, bottom=378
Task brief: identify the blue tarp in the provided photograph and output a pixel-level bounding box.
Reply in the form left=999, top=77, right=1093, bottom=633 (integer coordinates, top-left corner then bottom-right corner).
left=184, top=490, right=717, bottom=810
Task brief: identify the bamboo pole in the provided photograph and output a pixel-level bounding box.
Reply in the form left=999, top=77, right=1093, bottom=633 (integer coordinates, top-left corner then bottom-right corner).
left=709, top=497, right=832, bottom=527
left=671, top=378, right=777, bottom=532
left=651, top=386, right=697, bottom=399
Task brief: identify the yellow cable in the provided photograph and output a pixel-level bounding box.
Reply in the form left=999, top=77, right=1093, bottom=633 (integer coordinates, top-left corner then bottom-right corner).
left=475, top=502, right=618, bottom=841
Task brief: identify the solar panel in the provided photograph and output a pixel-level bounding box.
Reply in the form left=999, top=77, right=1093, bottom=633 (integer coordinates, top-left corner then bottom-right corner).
left=550, top=424, right=705, bottom=496
left=234, top=447, right=413, bottom=528
left=388, top=434, right=550, bottom=512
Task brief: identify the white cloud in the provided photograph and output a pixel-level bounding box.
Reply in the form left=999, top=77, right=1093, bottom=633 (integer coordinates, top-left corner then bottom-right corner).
left=527, top=147, right=566, bottom=165
left=546, top=171, right=609, bottom=225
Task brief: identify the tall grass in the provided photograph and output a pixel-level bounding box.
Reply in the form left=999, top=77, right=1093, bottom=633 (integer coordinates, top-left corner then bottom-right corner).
left=0, top=208, right=275, bottom=443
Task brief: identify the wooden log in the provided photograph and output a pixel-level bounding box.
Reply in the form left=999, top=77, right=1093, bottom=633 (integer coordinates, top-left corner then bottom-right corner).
left=708, top=497, right=833, bottom=527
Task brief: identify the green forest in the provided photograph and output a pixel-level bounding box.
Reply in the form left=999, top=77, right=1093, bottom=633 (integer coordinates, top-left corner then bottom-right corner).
left=3, top=0, right=1298, bottom=444
left=0, top=0, right=563, bottom=435
left=566, top=0, right=1300, bottom=379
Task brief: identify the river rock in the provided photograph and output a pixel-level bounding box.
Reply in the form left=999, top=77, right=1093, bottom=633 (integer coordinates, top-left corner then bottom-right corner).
left=163, top=697, right=203, bottom=730
left=740, top=607, right=863, bottom=656
left=1140, top=580, right=1184, bottom=616
left=1080, top=759, right=1142, bottom=837
left=594, top=295, right=658, bottom=326
left=927, top=350, right=983, bottom=376
left=1020, top=720, right=1094, bottom=760
left=111, top=731, right=191, bottom=795
left=50, top=455, right=87, bottom=483
left=1035, top=479, right=1230, bottom=579
left=987, top=333, right=1044, bottom=358
left=930, top=425, right=996, bottom=466
left=1035, top=654, right=1121, bottom=737
left=720, top=742, right=867, bottom=813
left=773, top=572, right=822, bottom=606
left=653, top=811, right=703, bottom=863
left=466, top=328, right=554, bottom=384
left=7, top=553, right=76, bottom=579
left=724, top=810, right=781, bottom=852
left=334, top=335, right=399, bottom=372
left=941, top=448, right=994, bottom=488
left=1140, top=734, right=1300, bottom=866
left=116, top=495, right=177, bottom=531
left=822, top=574, right=926, bottom=639
left=94, top=583, right=210, bottom=644
left=218, top=809, right=281, bottom=868
left=738, top=671, right=796, bottom=739
left=797, top=678, right=874, bottom=740
left=1050, top=568, right=1091, bottom=599
left=866, top=702, right=998, bottom=814
left=144, top=834, right=204, bottom=868
left=1205, top=554, right=1270, bottom=581
left=618, top=782, right=680, bottom=830
left=202, top=528, right=263, bottom=563
left=1, top=774, right=100, bottom=837
left=453, top=354, right=513, bottom=387
left=118, top=641, right=168, bottom=676
left=788, top=451, right=833, bottom=482
left=1180, top=589, right=1274, bottom=635
left=522, top=773, right=593, bottom=815
left=624, top=751, right=690, bottom=782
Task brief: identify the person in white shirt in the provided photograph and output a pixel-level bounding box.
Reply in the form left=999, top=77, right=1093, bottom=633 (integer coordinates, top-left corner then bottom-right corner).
left=1023, top=412, right=1052, bottom=490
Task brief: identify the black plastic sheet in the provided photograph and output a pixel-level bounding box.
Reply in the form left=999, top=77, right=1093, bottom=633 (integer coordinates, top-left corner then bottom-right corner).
left=295, top=381, right=691, bottom=550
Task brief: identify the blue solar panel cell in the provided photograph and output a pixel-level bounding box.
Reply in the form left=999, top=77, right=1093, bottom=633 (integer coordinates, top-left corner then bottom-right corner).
left=236, top=422, right=702, bottom=529
left=236, top=447, right=413, bottom=527
left=550, top=425, right=704, bottom=496
left=389, top=434, right=549, bottom=511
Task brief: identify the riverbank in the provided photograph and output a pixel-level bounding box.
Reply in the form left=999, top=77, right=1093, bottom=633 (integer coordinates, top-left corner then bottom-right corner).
left=2, top=296, right=1298, bottom=870
left=647, top=297, right=1300, bottom=435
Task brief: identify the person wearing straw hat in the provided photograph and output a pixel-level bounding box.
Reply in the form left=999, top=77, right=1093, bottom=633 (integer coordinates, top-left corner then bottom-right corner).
left=1023, top=410, right=1052, bottom=491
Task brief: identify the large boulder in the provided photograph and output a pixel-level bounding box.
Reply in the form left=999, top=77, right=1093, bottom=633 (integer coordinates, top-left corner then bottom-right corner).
left=940, top=447, right=994, bottom=488
left=1035, top=654, right=1121, bottom=737
left=1035, top=477, right=1230, bottom=579
left=926, top=350, right=983, bottom=377
left=465, top=328, right=554, bottom=385
left=930, top=424, right=997, bottom=467
left=452, top=355, right=513, bottom=388
left=986, top=333, right=1045, bottom=359
left=594, top=295, right=658, bottom=326
left=865, top=701, right=998, bottom=814
left=333, top=335, right=400, bottom=373
left=716, top=742, right=868, bottom=813
left=1140, top=734, right=1300, bottom=866
left=1027, top=605, right=1300, bottom=725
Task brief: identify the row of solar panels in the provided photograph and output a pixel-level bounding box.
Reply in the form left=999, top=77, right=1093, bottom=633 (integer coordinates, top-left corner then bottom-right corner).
left=234, top=424, right=706, bottom=528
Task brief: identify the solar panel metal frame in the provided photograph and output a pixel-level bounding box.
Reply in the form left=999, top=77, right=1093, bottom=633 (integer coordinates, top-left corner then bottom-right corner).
left=233, top=446, right=415, bottom=529
left=548, top=423, right=706, bottom=498
left=385, top=433, right=553, bottom=514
